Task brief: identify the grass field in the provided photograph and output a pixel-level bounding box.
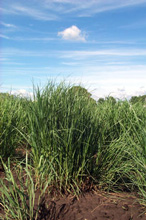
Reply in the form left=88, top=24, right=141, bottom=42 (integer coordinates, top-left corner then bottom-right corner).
left=0, top=81, right=146, bottom=219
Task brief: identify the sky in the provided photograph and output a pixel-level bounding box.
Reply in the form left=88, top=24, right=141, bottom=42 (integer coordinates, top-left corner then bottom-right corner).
left=1, top=0, right=146, bottom=99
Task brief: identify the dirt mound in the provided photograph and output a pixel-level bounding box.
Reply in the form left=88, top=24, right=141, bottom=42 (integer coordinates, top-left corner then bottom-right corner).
left=37, top=191, right=146, bottom=220
left=0, top=166, right=146, bottom=220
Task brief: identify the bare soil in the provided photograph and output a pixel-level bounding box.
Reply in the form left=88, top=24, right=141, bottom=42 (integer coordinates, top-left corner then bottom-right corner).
left=36, top=191, right=146, bottom=220
left=0, top=161, right=146, bottom=220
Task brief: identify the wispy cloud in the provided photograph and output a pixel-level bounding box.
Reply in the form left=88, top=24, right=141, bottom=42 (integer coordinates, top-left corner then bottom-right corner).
left=3, top=0, right=146, bottom=21
left=0, top=34, right=10, bottom=39
left=120, top=20, right=146, bottom=29
left=77, top=0, right=146, bottom=16
left=93, top=86, right=146, bottom=100
left=96, top=40, right=137, bottom=45
left=13, top=5, right=58, bottom=20
left=11, top=89, right=33, bottom=97
left=2, top=0, right=146, bottom=22
left=1, top=61, right=26, bottom=65
left=3, top=84, right=146, bottom=100
left=42, top=0, right=146, bottom=16
left=1, top=4, right=58, bottom=21
left=0, top=58, right=9, bottom=61
left=58, top=25, right=86, bottom=42
left=0, top=26, right=57, bottom=41
left=2, top=48, right=57, bottom=57
left=2, top=63, right=146, bottom=99
left=62, top=62, right=79, bottom=66
left=12, top=37, right=56, bottom=41
left=2, top=48, right=146, bottom=60
left=0, top=22, right=17, bottom=28
left=60, top=49, right=146, bottom=59
left=0, top=7, right=14, bottom=14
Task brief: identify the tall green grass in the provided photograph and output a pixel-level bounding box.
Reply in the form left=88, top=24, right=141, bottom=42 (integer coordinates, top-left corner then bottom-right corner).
left=0, top=155, right=52, bottom=220
left=25, top=83, right=146, bottom=193
left=26, top=82, right=99, bottom=189
left=1, top=81, right=146, bottom=214
left=0, top=93, right=28, bottom=160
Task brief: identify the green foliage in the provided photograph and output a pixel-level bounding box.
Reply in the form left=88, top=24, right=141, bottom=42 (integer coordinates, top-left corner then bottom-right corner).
left=0, top=155, right=52, bottom=220
left=98, top=98, right=105, bottom=104
left=98, top=96, right=116, bottom=105
left=68, top=85, right=96, bottom=105
left=27, top=82, right=99, bottom=187
left=1, top=82, right=146, bottom=217
left=68, top=86, right=92, bottom=97
left=130, top=95, right=146, bottom=104
left=105, top=96, right=116, bottom=104
left=0, top=93, right=28, bottom=159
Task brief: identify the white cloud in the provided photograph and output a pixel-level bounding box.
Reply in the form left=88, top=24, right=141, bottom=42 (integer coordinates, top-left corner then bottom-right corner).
left=77, top=0, right=146, bottom=16
left=2, top=65, right=146, bottom=100
left=0, top=58, right=8, bottom=61
left=1, top=5, right=58, bottom=21
left=11, top=89, right=33, bottom=98
left=0, top=34, right=10, bottom=39
left=58, top=25, right=86, bottom=42
left=2, top=0, right=146, bottom=20
left=65, top=76, right=146, bottom=100
left=60, top=49, right=146, bottom=59
left=5, top=85, right=146, bottom=100
left=14, top=5, right=58, bottom=20
left=98, top=86, right=146, bottom=100
left=12, top=37, right=56, bottom=41
left=3, top=48, right=146, bottom=59
left=42, top=0, right=146, bottom=16
left=62, top=62, right=79, bottom=66
left=0, top=22, right=16, bottom=28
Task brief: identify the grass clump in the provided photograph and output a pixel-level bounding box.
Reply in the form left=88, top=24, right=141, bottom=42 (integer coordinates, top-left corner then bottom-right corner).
left=1, top=81, right=146, bottom=218
left=0, top=93, right=28, bottom=160
left=26, top=82, right=99, bottom=189
left=0, top=155, right=53, bottom=220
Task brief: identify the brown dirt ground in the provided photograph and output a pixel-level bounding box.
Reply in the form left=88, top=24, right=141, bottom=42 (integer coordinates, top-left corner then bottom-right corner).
left=36, top=191, right=146, bottom=220
left=0, top=161, right=146, bottom=220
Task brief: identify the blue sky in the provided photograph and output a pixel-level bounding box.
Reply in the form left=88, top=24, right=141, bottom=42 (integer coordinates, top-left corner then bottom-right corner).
left=1, top=0, right=146, bottom=99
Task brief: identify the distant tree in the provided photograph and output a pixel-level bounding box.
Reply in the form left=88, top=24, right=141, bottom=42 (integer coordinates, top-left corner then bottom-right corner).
left=130, top=95, right=146, bottom=104
left=98, top=98, right=105, bottom=104
left=105, top=96, right=116, bottom=105
left=130, top=96, right=139, bottom=104
left=68, top=86, right=92, bottom=98
left=68, top=86, right=97, bottom=105
left=0, top=92, right=14, bottom=101
left=0, top=92, right=10, bottom=98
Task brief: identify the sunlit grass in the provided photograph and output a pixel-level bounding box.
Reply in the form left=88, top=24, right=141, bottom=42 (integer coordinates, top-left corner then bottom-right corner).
left=1, top=81, right=146, bottom=218
left=0, top=93, right=28, bottom=160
